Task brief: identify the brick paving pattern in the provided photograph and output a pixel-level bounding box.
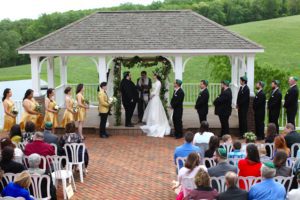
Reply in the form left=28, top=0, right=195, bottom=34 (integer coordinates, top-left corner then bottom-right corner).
left=60, top=134, right=181, bottom=200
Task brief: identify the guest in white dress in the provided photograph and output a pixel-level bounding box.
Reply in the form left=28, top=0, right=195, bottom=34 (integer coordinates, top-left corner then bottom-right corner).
left=140, top=73, right=170, bottom=137
left=193, top=121, right=214, bottom=145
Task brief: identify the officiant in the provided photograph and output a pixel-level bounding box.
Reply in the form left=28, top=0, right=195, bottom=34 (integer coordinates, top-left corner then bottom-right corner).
left=136, top=71, right=152, bottom=123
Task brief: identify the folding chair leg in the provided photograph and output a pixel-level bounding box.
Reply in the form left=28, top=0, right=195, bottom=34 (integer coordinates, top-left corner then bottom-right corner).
left=62, top=179, right=68, bottom=200
left=79, top=164, right=84, bottom=183
left=71, top=174, right=77, bottom=191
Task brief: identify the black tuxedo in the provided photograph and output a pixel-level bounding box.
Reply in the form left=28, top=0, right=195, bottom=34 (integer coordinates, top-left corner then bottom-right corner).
left=268, top=88, right=282, bottom=133
left=171, top=88, right=185, bottom=138
left=120, top=78, right=138, bottom=126
left=284, top=85, right=299, bottom=126
left=136, top=77, right=152, bottom=121
left=237, top=85, right=250, bottom=137
left=214, top=88, right=232, bottom=136
left=195, top=88, right=209, bottom=124
left=253, top=90, right=266, bottom=140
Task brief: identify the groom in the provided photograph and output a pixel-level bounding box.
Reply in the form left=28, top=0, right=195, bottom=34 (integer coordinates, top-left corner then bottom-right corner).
left=171, top=79, right=185, bottom=139
left=120, top=71, right=138, bottom=127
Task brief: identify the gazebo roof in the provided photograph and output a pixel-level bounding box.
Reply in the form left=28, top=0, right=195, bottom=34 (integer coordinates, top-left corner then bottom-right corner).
left=18, top=10, right=263, bottom=55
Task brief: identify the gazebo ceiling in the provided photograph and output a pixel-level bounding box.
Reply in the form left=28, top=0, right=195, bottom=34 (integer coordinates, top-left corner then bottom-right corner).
left=18, top=10, right=263, bottom=54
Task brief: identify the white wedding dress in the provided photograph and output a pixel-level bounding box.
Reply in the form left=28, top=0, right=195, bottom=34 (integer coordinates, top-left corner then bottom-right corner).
left=140, top=80, right=171, bottom=137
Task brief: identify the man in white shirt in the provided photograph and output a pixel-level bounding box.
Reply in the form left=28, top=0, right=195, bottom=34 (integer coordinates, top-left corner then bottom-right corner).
left=287, top=171, right=300, bottom=200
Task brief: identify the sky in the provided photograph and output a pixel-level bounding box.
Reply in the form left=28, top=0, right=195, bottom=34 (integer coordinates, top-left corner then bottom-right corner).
left=0, top=0, right=156, bottom=20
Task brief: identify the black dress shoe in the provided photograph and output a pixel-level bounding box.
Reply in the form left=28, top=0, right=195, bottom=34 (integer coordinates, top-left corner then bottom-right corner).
left=175, top=136, right=183, bottom=139
left=125, top=124, right=134, bottom=127
left=100, top=135, right=108, bottom=138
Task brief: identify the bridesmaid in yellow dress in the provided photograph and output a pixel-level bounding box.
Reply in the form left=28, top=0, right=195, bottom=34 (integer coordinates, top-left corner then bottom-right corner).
left=61, top=86, right=76, bottom=128
left=76, top=84, right=89, bottom=139
left=2, top=88, right=17, bottom=133
left=43, top=88, right=59, bottom=133
left=20, top=89, right=40, bottom=131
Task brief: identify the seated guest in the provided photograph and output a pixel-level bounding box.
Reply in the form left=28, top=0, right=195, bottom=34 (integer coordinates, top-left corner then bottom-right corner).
left=241, top=132, right=257, bottom=153
left=205, top=135, right=220, bottom=158
left=1, top=171, right=34, bottom=200
left=221, top=134, right=232, bottom=147
left=274, top=135, right=290, bottom=156
left=265, top=123, right=277, bottom=157
left=9, top=124, right=22, bottom=144
left=23, top=121, right=36, bottom=143
left=238, top=144, right=262, bottom=190
left=208, top=148, right=237, bottom=177
left=193, top=121, right=214, bottom=145
left=273, top=150, right=292, bottom=177
left=59, top=121, right=89, bottom=169
left=27, top=153, right=57, bottom=200
left=0, top=137, right=23, bottom=163
left=249, top=162, right=286, bottom=200
left=217, top=171, right=248, bottom=200
left=43, top=121, right=58, bottom=145
left=228, top=141, right=246, bottom=159
left=184, top=168, right=218, bottom=200
left=176, top=152, right=207, bottom=200
left=287, top=171, right=300, bottom=200
left=174, top=132, right=200, bottom=170
left=24, top=132, right=55, bottom=158
left=283, top=123, right=300, bottom=157
left=0, top=146, right=25, bottom=173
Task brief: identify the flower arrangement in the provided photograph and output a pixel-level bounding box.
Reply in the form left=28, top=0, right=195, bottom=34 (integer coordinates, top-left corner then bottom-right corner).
left=244, top=132, right=257, bottom=143
left=108, top=97, right=117, bottom=104
left=11, top=107, right=18, bottom=115
left=73, top=100, right=78, bottom=113
left=53, top=103, right=60, bottom=111
left=35, top=103, right=42, bottom=113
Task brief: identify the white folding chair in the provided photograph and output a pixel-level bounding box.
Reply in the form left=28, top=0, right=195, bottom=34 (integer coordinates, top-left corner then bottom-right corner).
left=30, top=174, right=51, bottom=200
left=2, top=173, right=17, bottom=184
left=274, top=176, right=293, bottom=192
left=64, top=143, right=86, bottom=183
left=221, top=144, right=233, bottom=157
left=203, top=157, right=217, bottom=168
left=210, top=176, right=227, bottom=193
left=1, top=197, right=26, bottom=200
left=175, top=157, right=187, bottom=173
left=286, top=157, right=296, bottom=169
left=22, top=155, right=47, bottom=171
left=291, top=143, right=300, bottom=158
left=264, top=143, right=274, bottom=158
left=50, top=143, right=58, bottom=155
left=181, top=177, right=196, bottom=197
left=228, top=157, right=242, bottom=167
left=46, top=155, right=76, bottom=200
left=238, top=176, right=261, bottom=191
left=260, top=155, right=272, bottom=163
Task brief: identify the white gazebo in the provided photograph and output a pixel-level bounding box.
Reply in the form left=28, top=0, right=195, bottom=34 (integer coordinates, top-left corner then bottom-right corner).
left=18, top=10, right=263, bottom=106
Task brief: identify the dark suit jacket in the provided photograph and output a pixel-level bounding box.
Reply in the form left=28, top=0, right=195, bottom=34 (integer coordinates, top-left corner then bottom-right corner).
left=253, top=90, right=266, bottom=115
left=120, top=78, right=138, bottom=106
left=195, top=88, right=209, bottom=115
left=136, top=77, right=152, bottom=96
left=43, top=130, right=59, bottom=145
left=208, top=161, right=238, bottom=177
left=217, top=186, right=248, bottom=200
left=284, top=85, right=299, bottom=111
left=268, top=88, right=282, bottom=113
left=237, top=85, right=250, bottom=110
left=171, top=88, right=184, bottom=110
left=284, top=131, right=300, bottom=152
left=214, top=88, right=232, bottom=116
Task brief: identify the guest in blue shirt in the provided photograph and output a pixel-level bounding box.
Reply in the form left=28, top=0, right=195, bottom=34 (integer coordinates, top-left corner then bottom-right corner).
left=174, top=132, right=200, bottom=170
left=249, top=162, right=286, bottom=200
left=2, top=171, right=34, bottom=200
left=228, top=141, right=246, bottom=159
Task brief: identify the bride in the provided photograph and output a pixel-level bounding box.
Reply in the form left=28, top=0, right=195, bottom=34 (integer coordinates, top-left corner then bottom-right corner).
left=140, top=73, right=171, bottom=137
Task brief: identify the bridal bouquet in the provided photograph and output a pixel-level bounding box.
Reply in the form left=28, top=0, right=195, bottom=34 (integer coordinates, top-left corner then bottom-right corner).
left=35, top=103, right=42, bottom=113
left=73, top=100, right=78, bottom=113
left=108, top=97, right=117, bottom=104
left=53, top=103, right=60, bottom=112
left=11, top=107, right=18, bottom=115
left=84, top=99, right=90, bottom=105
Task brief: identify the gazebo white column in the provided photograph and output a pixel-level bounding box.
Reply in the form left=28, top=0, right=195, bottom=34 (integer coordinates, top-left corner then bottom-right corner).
left=59, top=56, right=68, bottom=85
left=231, top=56, right=239, bottom=106
left=246, top=54, right=255, bottom=96
left=174, top=56, right=183, bottom=80
left=98, top=56, right=107, bottom=83
left=30, top=55, right=41, bottom=96
left=47, top=56, right=55, bottom=88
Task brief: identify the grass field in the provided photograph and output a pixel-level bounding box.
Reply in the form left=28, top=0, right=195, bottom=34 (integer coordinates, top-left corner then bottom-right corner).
left=1, top=15, right=300, bottom=84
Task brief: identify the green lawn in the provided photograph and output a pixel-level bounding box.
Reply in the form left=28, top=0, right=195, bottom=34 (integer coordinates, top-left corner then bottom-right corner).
left=1, top=15, right=300, bottom=84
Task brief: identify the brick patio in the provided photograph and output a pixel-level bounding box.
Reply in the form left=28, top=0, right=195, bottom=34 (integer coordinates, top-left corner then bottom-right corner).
left=59, top=133, right=181, bottom=200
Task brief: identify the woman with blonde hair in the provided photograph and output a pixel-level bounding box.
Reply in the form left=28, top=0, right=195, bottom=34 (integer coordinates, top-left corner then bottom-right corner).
left=1, top=171, right=34, bottom=200
left=2, top=88, right=17, bottom=134
left=184, top=168, right=218, bottom=200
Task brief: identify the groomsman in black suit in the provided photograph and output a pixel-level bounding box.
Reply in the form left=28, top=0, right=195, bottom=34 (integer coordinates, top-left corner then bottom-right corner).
left=236, top=75, right=250, bottom=138
left=195, top=80, right=209, bottom=124
left=268, top=80, right=282, bottom=133
left=253, top=81, right=266, bottom=140
left=171, top=79, right=185, bottom=139
left=214, top=80, right=232, bottom=136
left=284, top=76, right=299, bottom=127
left=120, top=71, right=138, bottom=127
